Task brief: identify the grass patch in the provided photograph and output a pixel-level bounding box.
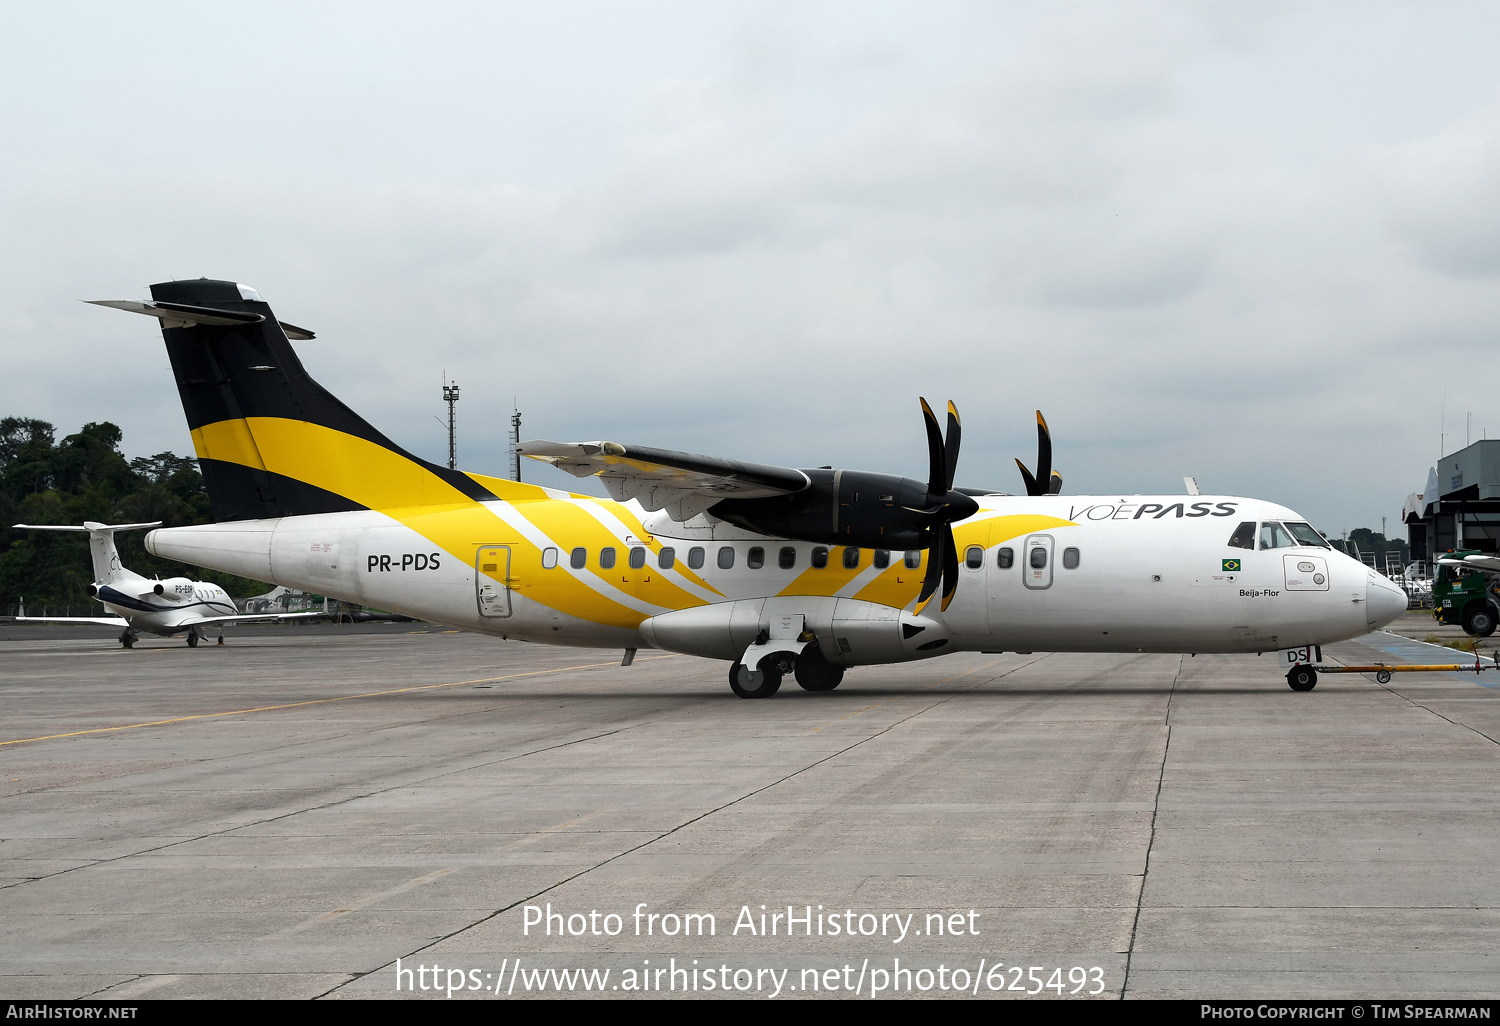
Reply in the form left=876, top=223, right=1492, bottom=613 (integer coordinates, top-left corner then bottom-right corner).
left=1424, top=637, right=1483, bottom=653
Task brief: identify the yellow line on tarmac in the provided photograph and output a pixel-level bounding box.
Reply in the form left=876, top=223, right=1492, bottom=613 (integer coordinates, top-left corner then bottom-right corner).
left=0, top=655, right=677, bottom=748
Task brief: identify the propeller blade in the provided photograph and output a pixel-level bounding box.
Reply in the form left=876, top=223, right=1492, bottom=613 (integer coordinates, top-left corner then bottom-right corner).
left=919, top=398, right=945, bottom=497
left=1015, top=458, right=1038, bottom=496
left=1033, top=411, right=1052, bottom=497
left=944, top=401, right=961, bottom=491
left=940, top=523, right=959, bottom=611
left=918, top=529, right=944, bottom=604
left=1048, top=470, right=1063, bottom=495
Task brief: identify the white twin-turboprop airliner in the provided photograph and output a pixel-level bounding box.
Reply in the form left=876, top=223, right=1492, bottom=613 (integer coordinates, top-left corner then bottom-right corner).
left=86, top=278, right=1407, bottom=693
left=12, top=521, right=315, bottom=647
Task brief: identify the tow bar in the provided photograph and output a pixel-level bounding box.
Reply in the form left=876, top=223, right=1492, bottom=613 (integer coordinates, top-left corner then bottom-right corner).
left=1314, top=651, right=1500, bottom=685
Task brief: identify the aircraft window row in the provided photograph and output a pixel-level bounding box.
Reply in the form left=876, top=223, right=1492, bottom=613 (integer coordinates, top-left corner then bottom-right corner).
left=544, top=544, right=924, bottom=573
left=551, top=543, right=1100, bottom=574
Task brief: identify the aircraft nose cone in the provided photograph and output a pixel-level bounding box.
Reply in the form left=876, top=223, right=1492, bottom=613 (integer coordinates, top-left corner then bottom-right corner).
left=1367, top=577, right=1408, bottom=630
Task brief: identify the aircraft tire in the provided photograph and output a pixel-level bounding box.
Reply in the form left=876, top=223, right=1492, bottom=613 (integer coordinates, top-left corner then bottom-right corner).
left=1462, top=603, right=1498, bottom=638
left=794, top=650, right=845, bottom=692
left=120, top=634, right=134, bottom=650
left=186, top=632, right=199, bottom=648
left=729, top=660, right=782, bottom=699
left=1286, top=666, right=1317, bottom=692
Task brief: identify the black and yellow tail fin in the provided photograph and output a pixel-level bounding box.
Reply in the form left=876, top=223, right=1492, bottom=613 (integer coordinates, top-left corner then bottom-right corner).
left=119, top=278, right=519, bottom=521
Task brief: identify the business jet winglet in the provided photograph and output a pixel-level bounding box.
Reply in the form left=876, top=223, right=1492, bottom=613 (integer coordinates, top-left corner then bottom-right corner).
left=89, top=278, right=1407, bottom=693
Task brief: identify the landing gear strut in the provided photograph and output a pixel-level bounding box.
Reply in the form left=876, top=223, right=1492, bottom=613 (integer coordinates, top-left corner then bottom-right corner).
left=1286, top=665, right=1317, bottom=691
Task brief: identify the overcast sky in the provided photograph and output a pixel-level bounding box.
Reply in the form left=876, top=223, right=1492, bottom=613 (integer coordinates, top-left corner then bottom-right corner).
left=4, top=1, right=1499, bottom=537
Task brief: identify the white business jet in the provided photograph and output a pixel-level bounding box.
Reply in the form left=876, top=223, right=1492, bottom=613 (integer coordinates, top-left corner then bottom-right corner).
left=11, top=521, right=314, bottom=647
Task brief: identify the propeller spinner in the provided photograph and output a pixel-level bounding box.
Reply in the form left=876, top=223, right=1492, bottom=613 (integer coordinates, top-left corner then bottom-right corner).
left=1014, top=411, right=1063, bottom=497
left=915, top=398, right=971, bottom=612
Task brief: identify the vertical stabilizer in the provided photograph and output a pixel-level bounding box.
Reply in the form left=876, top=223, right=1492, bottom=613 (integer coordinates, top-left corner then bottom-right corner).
left=88, top=279, right=513, bottom=522
left=11, top=522, right=160, bottom=586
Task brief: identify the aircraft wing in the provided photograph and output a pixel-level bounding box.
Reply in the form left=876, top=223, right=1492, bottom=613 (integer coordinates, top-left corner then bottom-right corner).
left=13, top=615, right=130, bottom=627
left=1437, top=554, right=1500, bottom=574
left=178, top=612, right=325, bottom=628
left=518, top=439, right=809, bottom=522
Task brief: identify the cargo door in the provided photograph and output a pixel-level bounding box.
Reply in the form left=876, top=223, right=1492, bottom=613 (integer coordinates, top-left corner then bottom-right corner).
left=476, top=545, right=513, bottom=618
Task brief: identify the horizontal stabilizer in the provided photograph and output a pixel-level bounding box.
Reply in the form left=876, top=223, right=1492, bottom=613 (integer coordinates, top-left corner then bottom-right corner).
left=13, top=521, right=161, bottom=534
left=87, top=300, right=314, bottom=339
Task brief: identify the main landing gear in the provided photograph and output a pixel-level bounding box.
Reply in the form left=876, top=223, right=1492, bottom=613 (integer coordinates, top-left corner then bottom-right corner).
left=119, top=629, right=137, bottom=650
left=186, top=629, right=199, bottom=648
left=1286, top=665, right=1317, bottom=692
left=729, top=649, right=847, bottom=698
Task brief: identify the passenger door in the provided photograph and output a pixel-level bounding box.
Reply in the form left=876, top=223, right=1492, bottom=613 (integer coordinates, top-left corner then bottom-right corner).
left=476, top=545, right=513, bottom=618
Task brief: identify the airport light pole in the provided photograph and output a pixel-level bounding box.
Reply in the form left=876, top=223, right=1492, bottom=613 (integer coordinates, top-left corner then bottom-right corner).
left=443, top=380, right=460, bottom=471
left=510, top=405, right=523, bottom=482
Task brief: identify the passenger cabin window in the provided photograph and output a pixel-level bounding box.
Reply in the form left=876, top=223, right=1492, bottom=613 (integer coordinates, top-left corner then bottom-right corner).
left=965, top=546, right=984, bottom=569
left=1259, top=522, right=1295, bottom=550
left=1030, top=546, right=1048, bottom=569
left=778, top=546, right=796, bottom=570
left=747, top=547, right=765, bottom=569
left=1227, top=522, right=1256, bottom=550
left=599, top=547, right=617, bottom=569
left=658, top=547, right=676, bottom=569
left=812, top=547, right=829, bottom=569
left=718, top=546, right=735, bottom=570
left=874, top=550, right=890, bottom=569
left=843, top=547, right=860, bottom=569
left=628, top=547, right=646, bottom=569
left=541, top=547, right=559, bottom=569
left=1284, top=522, right=1330, bottom=548
left=904, top=551, right=921, bottom=569
left=1063, top=547, right=1080, bottom=569
left=687, top=546, right=705, bottom=570
left=997, top=547, right=1014, bottom=569
left=570, top=547, right=586, bottom=569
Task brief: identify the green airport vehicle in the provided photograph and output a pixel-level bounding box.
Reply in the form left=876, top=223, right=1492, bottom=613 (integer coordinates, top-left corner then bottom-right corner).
left=1432, top=549, right=1500, bottom=637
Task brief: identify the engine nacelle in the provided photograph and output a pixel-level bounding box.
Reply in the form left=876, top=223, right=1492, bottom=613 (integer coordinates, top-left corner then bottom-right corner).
left=147, top=577, right=195, bottom=600
left=708, top=469, right=978, bottom=551
left=639, top=596, right=952, bottom=666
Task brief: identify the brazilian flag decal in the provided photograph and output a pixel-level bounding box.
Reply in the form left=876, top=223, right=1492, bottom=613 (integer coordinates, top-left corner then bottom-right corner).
left=1222, top=558, right=1242, bottom=572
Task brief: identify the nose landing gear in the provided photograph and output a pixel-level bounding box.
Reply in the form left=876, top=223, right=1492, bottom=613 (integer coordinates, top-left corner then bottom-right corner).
left=1286, top=665, right=1317, bottom=691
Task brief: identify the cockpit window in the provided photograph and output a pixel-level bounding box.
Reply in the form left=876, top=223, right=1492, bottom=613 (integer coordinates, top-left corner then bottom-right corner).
left=1259, top=522, right=1295, bottom=550
left=1227, top=522, right=1256, bottom=550
left=1284, top=522, right=1330, bottom=548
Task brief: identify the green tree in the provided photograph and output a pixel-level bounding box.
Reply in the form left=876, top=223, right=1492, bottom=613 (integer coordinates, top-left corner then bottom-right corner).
left=0, top=418, right=268, bottom=613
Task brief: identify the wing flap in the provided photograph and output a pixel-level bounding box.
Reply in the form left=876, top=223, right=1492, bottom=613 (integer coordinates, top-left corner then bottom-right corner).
left=518, top=439, right=807, bottom=520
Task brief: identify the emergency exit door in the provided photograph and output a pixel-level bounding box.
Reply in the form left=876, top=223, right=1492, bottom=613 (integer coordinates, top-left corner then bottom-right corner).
left=476, top=545, right=513, bottom=618
left=1022, top=535, right=1054, bottom=590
